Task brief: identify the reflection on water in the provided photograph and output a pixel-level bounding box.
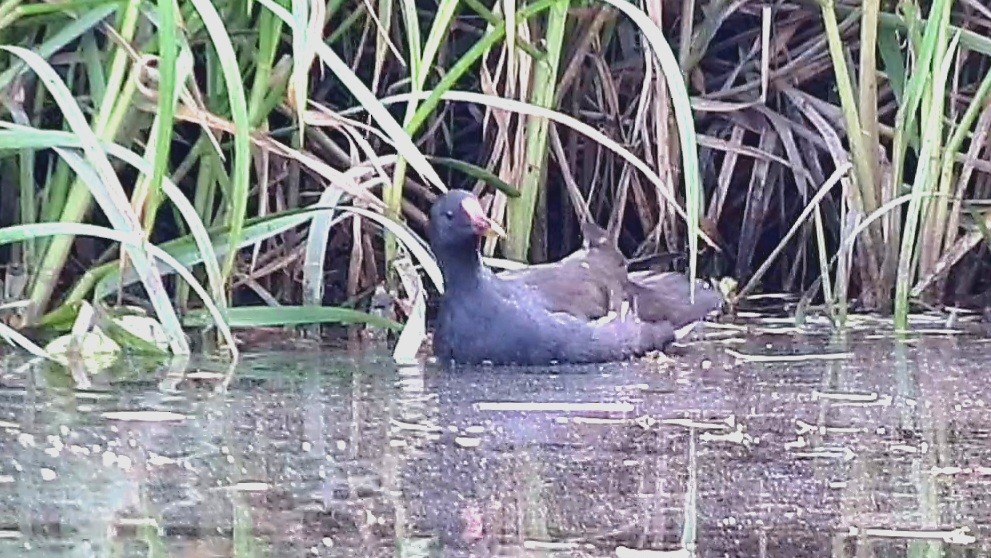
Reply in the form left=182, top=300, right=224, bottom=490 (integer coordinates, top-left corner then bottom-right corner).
left=0, top=324, right=990, bottom=557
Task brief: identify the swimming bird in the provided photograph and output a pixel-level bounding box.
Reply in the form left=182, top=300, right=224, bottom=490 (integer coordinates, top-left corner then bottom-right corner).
left=428, top=190, right=707, bottom=365
left=501, top=218, right=723, bottom=329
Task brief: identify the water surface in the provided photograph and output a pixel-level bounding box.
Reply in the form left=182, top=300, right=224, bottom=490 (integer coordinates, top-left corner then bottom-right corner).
left=0, top=322, right=989, bottom=557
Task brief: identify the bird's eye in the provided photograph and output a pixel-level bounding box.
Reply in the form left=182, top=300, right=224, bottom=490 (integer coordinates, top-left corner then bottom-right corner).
left=444, top=210, right=454, bottom=220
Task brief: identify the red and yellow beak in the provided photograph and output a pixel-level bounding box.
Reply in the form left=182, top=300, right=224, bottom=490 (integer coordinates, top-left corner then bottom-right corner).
left=459, top=196, right=506, bottom=239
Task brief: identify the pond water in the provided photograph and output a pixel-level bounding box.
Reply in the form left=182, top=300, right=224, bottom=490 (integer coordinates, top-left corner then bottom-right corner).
left=0, top=318, right=990, bottom=557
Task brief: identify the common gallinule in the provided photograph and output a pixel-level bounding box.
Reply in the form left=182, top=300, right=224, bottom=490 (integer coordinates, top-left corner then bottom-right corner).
left=428, top=190, right=676, bottom=365
left=496, top=219, right=628, bottom=320
left=501, top=218, right=724, bottom=329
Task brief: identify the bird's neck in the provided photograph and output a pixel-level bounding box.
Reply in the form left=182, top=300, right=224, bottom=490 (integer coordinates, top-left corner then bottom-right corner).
left=435, top=241, right=487, bottom=292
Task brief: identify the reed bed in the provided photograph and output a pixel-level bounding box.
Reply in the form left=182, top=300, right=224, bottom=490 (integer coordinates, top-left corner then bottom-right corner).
left=0, top=0, right=988, bottom=363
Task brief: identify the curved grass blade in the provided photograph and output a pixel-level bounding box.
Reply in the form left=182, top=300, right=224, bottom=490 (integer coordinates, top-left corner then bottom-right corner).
left=0, top=46, right=188, bottom=355
left=187, top=0, right=252, bottom=288
left=151, top=0, right=179, bottom=230
left=589, top=0, right=704, bottom=301
left=289, top=0, right=310, bottom=135
left=342, top=206, right=444, bottom=292
left=347, top=90, right=719, bottom=250
left=426, top=156, right=520, bottom=197
left=254, top=0, right=447, bottom=194
left=0, top=322, right=55, bottom=361
left=302, top=187, right=345, bottom=310
left=0, top=223, right=239, bottom=360
left=0, top=4, right=117, bottom=91
left=895, top=30, right=961, bottom=329
left=181, top=305, right=402, bottom=330
left=0, top=126, right=226, bottom=311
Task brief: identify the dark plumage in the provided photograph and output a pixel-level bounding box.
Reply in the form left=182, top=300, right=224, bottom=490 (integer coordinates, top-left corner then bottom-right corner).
left=504, top=220, right=724, bottom=329
left=428, top=190, right=715, bottom=366
left=497, top=220, right=628, bottom=320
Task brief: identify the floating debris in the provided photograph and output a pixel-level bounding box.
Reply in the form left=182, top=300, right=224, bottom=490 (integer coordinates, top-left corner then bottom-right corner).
left=556, top=415, right=737, bottom=433
left=745, top=293, right=797, bottom=301
left=661, top=416, right=736, bottom=430
left=184, top=371, right=227, bottom=380
left=114, top=517, right=160, bottom=528
left=476, top=402, right=634, bottom=413
left=234, top=482, right=270, bottom=492
left=734, top=311, right=764, bottom=319
left=556, top=416, right=631, bottom=426
left=753, top=326, right=805, bottom=335
left=454, top=437, right=482, bottom=448
left=701, top=322, right=748, bottom=332
left=523, top=540, right=581, bottom=550
left=390, top=419, right=442, bottom=432
left=100, top=411, right=188, bottom=422
left=616, top=547, right=690, bottom=558
left=147, top=453, right=176, bottom=467
left=793, top=447, right=856, bottom=461
left=844, top=526, right=975, bottom=545
left=811, top=391, right=895, bottom=407
left=209, top=482, right=272, bottom=492
left=726, top=349, right=852, bottom=363
left=889, top=443, right=922, bottom=454
left=812, top=391, right=879, bottom=403
left=700, top=425, right=753, bottom=445
left=795, top=419, right=867, bottom=435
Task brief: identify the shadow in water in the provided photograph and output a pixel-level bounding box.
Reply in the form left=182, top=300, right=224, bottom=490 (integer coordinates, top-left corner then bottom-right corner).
left=0, top=327, right=990, bottom=557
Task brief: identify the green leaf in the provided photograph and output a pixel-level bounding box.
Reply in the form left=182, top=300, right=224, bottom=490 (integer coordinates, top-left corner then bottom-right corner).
left=181, top=305, right=402, bottom=330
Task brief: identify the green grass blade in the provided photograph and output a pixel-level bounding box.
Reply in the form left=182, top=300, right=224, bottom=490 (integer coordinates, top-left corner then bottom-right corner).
left=289, top=0, right=310, bottom=135
left=0, top=4, right=117, bottom=91
left=0, top=222, right=238, bottom=360
left=149, top=0, right=179, bottom=230
left=426, top=156, right=520, bottom=196
left=0, top=321, right=56, bottom=361
left=255, top=0, right=447, bottom=195
left=505, top=0, right=567, bottom=261
left=1, top=45, right=188, bottom=354
left=878, top=27, right=907, bottom=107
left=894, top=30, right=960, bottom=329
left=420, top=0, right=459, bottom=83
left=592, top=0, right=705, bottom=300
left=181, top=305, right=402, bottom=330
left=187, top=0, right=252, bottom=292
left=301, top=188, right=345, bottom=309
left=0, top=125, right=226, bottom=308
